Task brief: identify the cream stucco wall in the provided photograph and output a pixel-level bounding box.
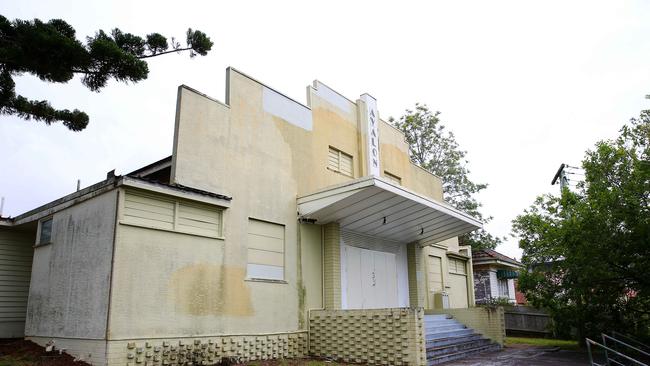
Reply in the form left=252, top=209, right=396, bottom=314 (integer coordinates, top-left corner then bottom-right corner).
left=299, top=223, right=323, bottom=314
left=423, top=240, right=475, bottom=311
left=167, top=68, right=470, bottom=326
left=25, top=190, right=117, bottom=339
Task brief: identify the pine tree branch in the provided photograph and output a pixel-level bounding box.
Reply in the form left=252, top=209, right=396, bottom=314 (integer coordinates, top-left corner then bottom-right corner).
left=136, top=47, right=193, bottom=59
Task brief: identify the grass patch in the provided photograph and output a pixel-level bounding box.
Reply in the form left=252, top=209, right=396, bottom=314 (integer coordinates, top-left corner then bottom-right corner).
left=506, top=336, right=580, bottom=350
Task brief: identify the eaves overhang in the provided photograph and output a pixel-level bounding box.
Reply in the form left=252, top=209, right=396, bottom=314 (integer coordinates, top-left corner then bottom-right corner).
left=473, top=259, right=523, bottom=269
left=7, top=176, right=231, bottom=226
left=297, top=176, right=482, bottom=245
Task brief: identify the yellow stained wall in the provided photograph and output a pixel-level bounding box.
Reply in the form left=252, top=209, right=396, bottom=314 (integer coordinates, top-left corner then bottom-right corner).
left=112, top=68, right=465, bottom=339
left=378, top=121, right=443, bottom=201
left=299, top=223, right=323, bottom=312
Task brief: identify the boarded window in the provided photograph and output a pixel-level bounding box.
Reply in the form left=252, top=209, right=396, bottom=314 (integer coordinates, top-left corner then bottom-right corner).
left=384, top=171, right=402, bottom=185
left=427, top=255, right=443, bottom=292
left=247, top=219, right=285, bottom=281
left=123, top=191, right=175, bottom=230
left=122, top=190, right=223, bottom=238
left=177, top=202, right=223, bottom=237
left=448, top=258, right=467, bottom=275
left=328, top=146, right=353, bottom=177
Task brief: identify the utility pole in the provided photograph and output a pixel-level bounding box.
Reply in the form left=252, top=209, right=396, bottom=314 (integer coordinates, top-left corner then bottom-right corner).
left=551, top=163, right=569, bottom=190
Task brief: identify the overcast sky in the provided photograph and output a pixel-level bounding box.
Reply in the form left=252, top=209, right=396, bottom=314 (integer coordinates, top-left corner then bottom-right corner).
left=2, top=0, right=650, bottom=259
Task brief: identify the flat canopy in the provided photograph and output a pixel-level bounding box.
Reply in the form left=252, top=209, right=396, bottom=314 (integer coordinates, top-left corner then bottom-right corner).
left=297, top=177, right=482, bottom=245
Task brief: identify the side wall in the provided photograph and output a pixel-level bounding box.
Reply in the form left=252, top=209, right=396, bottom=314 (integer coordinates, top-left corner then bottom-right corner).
left=309, top=308, right=426, bottom=366
left=426, top=307, right=506, bottom=345
left=0, top=227, right=35, bottom=338
left=25, top=190, right=117, bottom=340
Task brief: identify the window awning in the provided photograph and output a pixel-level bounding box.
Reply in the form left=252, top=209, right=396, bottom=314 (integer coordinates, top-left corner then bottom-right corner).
left=297, top=177, right=482, bottom=245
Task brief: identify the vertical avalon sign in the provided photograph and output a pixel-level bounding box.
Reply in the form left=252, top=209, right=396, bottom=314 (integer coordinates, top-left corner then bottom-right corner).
left=361, top=94, right=380, bottom=176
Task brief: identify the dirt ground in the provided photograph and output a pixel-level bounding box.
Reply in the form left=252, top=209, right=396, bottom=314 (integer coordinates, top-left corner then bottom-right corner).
left=0, top=339, right=92, bottom=366
left=0, top=339, right=356, bottom=366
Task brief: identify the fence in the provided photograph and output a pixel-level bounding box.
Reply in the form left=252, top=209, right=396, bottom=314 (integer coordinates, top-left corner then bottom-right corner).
left=503, top=306, right=551, bottom=336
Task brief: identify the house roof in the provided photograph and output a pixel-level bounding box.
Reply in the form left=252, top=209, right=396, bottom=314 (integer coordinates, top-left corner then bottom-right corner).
left=472, top=248, right=523, bottom=268
left=3, top=158, right=230, bottom=226
left=297, top=176, right=482, bottom=244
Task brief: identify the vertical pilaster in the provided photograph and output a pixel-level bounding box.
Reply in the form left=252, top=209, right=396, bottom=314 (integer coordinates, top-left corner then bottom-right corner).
left=322, top=223, right=341, bottom=309
left=407, top=242, right=427, bottom=308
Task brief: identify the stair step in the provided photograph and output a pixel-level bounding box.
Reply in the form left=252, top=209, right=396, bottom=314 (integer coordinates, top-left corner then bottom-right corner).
left=426, top=338, right=492, bottom=358
left=424, top=314, right=452, bottom=321
left=425, top=324, right=466, bottom=332
left=424, top=319, right=462, bottom=326
left=426, top=328, right=474, bottom=340
left=426, top=334, right=484, bottom=348
left=427, top=343, right=502, bottom=365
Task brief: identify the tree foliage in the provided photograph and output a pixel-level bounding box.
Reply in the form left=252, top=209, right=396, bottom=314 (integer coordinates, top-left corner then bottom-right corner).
left=391, top=103, right=503, bottom=250
left=513, top=111, right=650, bottom=342
left=0, top=16, right=213, bottom=131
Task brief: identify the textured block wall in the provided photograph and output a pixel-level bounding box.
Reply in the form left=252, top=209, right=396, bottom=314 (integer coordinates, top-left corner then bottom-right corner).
left=426, top=307, right=505, bottom=345
left=407, top=243, right=425, bottom=308
left=323, top=223, right=341, bottom=309
left=108, top=332, right=307, bottom=366
left=309, top=308, right=426, bottom=365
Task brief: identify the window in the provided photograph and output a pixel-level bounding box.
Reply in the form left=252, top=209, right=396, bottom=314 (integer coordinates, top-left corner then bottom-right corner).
left=247, top=219, right=285, bottom=281
left=427, top=255, right=443, bottom=291
left=498, top=278, right=509, bottom=298
left=37, top=217, right=53, bottom=245
left=122, top=190, right=223, bottom=238
left=448, top=258, right=467, bottom=275
left=327, top=146, right=353, bottom=177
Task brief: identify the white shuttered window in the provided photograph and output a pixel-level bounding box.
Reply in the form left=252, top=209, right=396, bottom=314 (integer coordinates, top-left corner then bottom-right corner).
left=328, top=146, right=353, bottom=177
left=122, top=190, right=223, bottom=238
left=247, top=219, right=285, bottom=281
left=448, top=258, right=467, bottom=275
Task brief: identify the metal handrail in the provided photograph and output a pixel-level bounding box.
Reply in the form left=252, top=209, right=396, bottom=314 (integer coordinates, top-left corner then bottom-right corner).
left=612, top=331, right=650, bottom=353
left=603, top=334, right=650, bottom=358
left=586, top=338, right=648, bottom=366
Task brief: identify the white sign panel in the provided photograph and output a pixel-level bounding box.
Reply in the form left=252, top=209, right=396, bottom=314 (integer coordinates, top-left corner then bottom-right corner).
left=361, top=94, right=380, bottom=176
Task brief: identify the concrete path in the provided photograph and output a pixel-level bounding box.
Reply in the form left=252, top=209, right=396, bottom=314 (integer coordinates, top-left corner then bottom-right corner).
left=439, top=344, right=590, bottom=365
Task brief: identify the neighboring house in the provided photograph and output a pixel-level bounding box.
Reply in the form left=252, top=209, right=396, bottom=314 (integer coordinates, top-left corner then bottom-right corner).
left=0, top=68, right=496, bottom=365
left=472, top=249, right=523, bottom=304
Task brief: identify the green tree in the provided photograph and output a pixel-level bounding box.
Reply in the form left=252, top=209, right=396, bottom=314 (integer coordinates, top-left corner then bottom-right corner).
left=0, top=16, right=213, bottom=131
left=513, top=111, right=650, bottom=342
left=390, top=103, right=503, bottom=250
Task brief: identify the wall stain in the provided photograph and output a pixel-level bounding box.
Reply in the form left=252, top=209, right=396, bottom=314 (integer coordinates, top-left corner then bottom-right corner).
left=168, top=264, right=253, bottom=316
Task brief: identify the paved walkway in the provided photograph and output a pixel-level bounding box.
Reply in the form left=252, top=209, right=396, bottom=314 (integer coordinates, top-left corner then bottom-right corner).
left=440, top=344, right=591, bottom=365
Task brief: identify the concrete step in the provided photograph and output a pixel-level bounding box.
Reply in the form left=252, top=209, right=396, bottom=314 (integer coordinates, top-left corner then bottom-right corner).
left=424, top=319, right=462, bottom=326
left=424, top=314, right=452, bottom=321
left=426, top=328, right=474, bottom=340
left=426, top=338, right=492, bottom=358
left=427, top=343, right=501, bottom=365
left=425, top=324, right=467, bottom=333
left=426, top=334, right=484, bottom=348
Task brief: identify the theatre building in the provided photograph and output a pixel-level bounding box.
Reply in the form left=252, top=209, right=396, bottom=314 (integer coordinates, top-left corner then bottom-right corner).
left=0, top=68, right=505, bottom=365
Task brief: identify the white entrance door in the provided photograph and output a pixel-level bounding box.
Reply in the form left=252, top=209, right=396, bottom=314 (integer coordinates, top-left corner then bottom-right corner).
left=345, top=246, right=398, bottom=309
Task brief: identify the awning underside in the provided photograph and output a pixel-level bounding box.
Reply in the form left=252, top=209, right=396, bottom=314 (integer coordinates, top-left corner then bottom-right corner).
left=297, top=177, right=482, bottom=245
